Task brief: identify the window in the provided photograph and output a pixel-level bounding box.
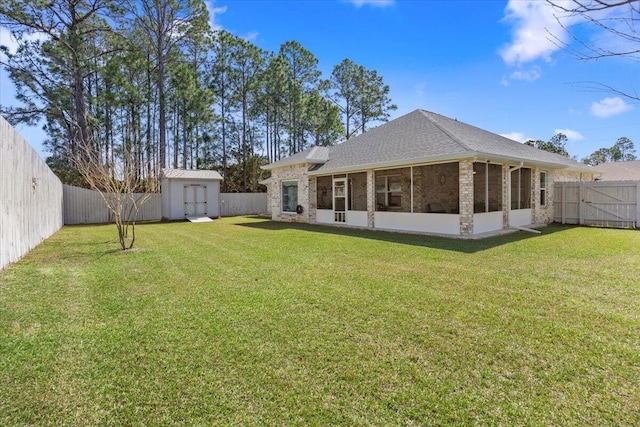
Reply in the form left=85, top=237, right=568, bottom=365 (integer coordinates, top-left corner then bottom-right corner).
left=375, top=175, right=402, bottom=210
left=510, top=168, right=531, bottom=210
left=282, top=181, right=298, bottom=213
left=540, top=171, right=547, bottom=206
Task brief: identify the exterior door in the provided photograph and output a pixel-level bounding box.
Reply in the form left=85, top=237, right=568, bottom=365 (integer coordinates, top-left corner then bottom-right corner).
left=184, top=184, right=207, bottom=217
left=333, top=178, right=346, bottom=223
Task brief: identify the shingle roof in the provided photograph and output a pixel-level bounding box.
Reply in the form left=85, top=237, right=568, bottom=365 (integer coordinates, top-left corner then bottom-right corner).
left=592, top=160, right=640, bottom=181
left=264, top=109, right=593, bottom=174
left=162, top=168, right=223, bottom=180
left=262, top=146, right=330, bottom=170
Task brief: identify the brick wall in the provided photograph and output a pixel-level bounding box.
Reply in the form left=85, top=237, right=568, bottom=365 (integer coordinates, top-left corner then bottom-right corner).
left=459, top=159, right=474, bottom=235
left=268, top=164, right=311, bottom=223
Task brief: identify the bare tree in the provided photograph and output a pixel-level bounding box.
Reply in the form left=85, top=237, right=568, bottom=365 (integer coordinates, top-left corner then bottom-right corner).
left=547, top=0, right=640, bottom=101
left=74, top=135, right=155, bottom=251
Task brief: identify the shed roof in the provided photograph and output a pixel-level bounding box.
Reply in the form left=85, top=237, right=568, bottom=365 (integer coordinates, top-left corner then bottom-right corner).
left=263, top=109, right=593, bottom=174
left=592, top=160, right=640, bottom=181
left=162, top=168, right=223, bottom=180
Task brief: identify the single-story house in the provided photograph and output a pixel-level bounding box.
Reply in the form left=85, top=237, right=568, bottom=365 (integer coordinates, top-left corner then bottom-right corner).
left=161, top=168, right=223, bottom=220
left=261, top=109, right=596, bottom=237
left=592, top=160, right=640, bottom=181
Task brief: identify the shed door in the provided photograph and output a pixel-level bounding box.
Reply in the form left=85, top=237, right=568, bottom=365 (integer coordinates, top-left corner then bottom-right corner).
left=184, top=184, right=207, bottom=217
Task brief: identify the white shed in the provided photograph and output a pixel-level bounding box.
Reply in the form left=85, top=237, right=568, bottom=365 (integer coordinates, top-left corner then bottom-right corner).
left=161, top=169, right=223, bottom=220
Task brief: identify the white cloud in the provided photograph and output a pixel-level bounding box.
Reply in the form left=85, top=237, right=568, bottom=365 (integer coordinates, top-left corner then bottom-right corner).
left=500, top=132, right=527, bottom=143
left=0, top=26, right=19, bottom=54
left=590, top=97, right=633, bottom=118
left=347, top=0, right=394, bottom=8
left=204, top=0, right=227, bottom=31
left=499, top=0, right=577, bottom=66
left=501, top=66, right=542, bottom=86
left=243, top=31, right=259, bottom=42
left=509, top=67, right=541, bottom=82
left=0, top=26, right=48, bottom=56
left=554, top=128, right=584, bottom=141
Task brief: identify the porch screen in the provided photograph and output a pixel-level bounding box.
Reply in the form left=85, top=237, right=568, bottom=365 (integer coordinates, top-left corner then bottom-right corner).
left=316, top=176, right=332, bottom=209
left=348, top=172, right=367, bottom=211
left=473, top=163, right=502, bottom=213
left=511, top=168, right=531, bottom=210
left=412, top=162, right=459, bottom=214
left=375, top=168, right=410, bottom=212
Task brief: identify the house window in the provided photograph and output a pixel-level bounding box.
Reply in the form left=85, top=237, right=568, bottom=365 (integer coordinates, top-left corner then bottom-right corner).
left=540, top=171, right=547, bottom=206
left=375, top=175, right=402, bottom=210
left=510, top=168, right=531, bottom=210
left=282, top=181, right=298, bottom=213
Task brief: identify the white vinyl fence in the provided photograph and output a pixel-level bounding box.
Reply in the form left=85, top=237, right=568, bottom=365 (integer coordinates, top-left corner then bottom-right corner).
left=1, top=116, right=63, bottom=270
left=554, top=181, right=639, bottom=229
left=220, top=193, right=267, bottom=217
left=64, top=185, right=266, bottom=224
left=63, top=185, right=161, bottom=225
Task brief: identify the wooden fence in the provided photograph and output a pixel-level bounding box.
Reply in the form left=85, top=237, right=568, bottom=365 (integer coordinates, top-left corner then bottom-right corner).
left=554, top=181, right=639, bottom=229
left=1, top=116, right=63, bottom=270
left=220, top=193, right=267, bottom=217
left=63, top=185, right=161, bottom=225
left=63, top=185, right=267, bottom=225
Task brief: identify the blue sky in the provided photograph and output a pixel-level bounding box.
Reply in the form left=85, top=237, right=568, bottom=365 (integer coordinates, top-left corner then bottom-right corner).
left=1, top=0, right=639, bottom=161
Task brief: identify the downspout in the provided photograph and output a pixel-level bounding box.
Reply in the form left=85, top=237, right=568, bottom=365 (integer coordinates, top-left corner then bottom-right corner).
left=507, top=162, right=541, bottom=234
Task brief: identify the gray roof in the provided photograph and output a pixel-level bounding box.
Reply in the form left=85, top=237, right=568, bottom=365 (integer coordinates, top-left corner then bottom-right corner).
left=162, top=168, right=223, bottom=180
left=262, top=146, right=330, bottom=170
left=264, top=109, right=593, bottom=174
left=592, top=160, right=640, bottom=181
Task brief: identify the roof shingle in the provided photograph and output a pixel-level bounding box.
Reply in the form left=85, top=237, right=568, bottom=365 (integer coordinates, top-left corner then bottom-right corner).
left=162, top=168, right=223, bottom=180
left=264, top=109, right=593, bottom=174
left=592, top=160, right=640, bottom=181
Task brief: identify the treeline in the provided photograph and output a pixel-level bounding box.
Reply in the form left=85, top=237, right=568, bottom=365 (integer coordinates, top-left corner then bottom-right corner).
left=525, top=133, right=636, bottom=166
left=0, top=0, right=396, bottom=192
left=581, top=137, right=636, bottom=166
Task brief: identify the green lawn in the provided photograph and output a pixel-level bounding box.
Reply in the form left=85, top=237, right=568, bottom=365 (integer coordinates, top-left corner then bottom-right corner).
left=1, top=217, right=639, bottom=426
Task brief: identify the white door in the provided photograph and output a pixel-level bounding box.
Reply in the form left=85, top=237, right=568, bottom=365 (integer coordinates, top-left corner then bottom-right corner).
left=184, top=184, right=207, bottom=217
left=333, top=178, right=346, bottom=223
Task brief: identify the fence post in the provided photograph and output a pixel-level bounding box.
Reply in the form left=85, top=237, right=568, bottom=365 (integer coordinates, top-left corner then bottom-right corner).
left=636, top=182, right=640, bottom=229
left=560, top=183, right=566, bottom=224
left=578, top=182, right=584, bottom=225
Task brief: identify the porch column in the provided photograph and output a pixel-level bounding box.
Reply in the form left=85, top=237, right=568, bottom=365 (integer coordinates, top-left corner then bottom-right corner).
left=502, top=164, right=509, bottom=228
left=459, top=159, right=474, bottom=235
left=367, top=170, right=375, bottom=228
left=308, top=176, right=317, bottom=224
left=531, top=167, right=540, bottom=225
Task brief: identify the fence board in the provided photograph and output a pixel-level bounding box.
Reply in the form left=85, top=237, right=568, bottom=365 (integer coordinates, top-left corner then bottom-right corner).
left=63, top=186, right=266, bottom=224
left=63, top=185, right=161, bottom=225
left=1, top=116, right=63, bottom=270
left=554, top=181, right=638, bottom=229
left=220, top=193, right=267, bottom=216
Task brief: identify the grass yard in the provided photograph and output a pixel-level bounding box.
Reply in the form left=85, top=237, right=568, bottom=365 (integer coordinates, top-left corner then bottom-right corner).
left=1, top=217, right=639, bottom=426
